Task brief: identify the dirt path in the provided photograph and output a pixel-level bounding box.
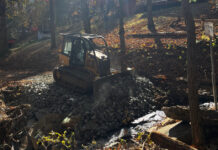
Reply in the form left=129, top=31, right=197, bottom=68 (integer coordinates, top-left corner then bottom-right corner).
left=0, top=39, right=59, bottom=88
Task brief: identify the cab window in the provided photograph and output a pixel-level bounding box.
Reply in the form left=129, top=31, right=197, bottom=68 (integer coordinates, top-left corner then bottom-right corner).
left=83, top=39, right=91, bottom=51
left=70, top=39, right=85, bottom=65
left=63, top=39, right=72, bottom=56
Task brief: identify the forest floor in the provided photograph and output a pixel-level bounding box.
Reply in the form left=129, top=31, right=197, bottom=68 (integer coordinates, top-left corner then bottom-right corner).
left=0, top=3, right=214, bottom=82
left=0, top=2, right=216, bottom=102
left=0, top=2, right=218, bottom=149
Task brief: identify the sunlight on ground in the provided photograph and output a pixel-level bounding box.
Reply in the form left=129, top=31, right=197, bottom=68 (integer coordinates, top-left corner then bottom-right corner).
left=104, top=12, right=185, bottom=51
left=104, top=13, right=206, bottom=53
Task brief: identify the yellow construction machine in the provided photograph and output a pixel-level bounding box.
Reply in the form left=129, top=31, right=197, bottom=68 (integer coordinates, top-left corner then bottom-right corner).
left=53, top=33, right=131, bottom=94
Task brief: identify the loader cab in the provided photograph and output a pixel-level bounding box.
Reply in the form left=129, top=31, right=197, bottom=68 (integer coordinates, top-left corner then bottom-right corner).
left=59, top=33, right=110, bottom=77
left=60, top=37, right=85, bottom=66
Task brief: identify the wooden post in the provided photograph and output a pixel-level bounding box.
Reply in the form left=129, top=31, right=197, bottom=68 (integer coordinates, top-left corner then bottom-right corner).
left=205, top=22, right=217, bottom=110
left=210, top=37, right=217, bottom=110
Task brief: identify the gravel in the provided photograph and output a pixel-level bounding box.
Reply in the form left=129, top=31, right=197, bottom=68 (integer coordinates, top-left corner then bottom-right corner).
left=3, top=72, right=166, bottom=145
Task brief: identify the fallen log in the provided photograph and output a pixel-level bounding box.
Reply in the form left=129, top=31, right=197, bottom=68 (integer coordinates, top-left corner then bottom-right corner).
left=150, top=132, right=198, bottom=150
left=162, top=106, right=218, bottom=126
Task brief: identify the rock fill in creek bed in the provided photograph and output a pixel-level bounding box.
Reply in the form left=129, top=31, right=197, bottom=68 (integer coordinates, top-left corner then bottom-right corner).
left=3, top=73, right=166, bottom=145
left=61, top=73, right=164, bottom=142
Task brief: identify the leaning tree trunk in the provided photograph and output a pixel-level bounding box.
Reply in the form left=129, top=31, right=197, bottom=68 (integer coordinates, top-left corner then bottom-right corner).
left=81, top=0, right=91, bottom=33
left=182, top=0, right=204, bottom=146
left=0, top=0, right=8, bottom=56
left=147, top=0, right=156, bottom=33
left=49, top=0, right=56, bottom=49
left=119, top=0, right=126, bottom=71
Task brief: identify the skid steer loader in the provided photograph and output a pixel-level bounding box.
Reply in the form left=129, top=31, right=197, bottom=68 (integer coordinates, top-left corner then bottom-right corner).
left=53, top=33, right=133, bottom=95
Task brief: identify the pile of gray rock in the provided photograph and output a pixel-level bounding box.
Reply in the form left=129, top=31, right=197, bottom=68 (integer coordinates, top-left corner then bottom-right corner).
left=3, top=72, right=165, bottom=146
left=60, top=73, right=163, bottom=142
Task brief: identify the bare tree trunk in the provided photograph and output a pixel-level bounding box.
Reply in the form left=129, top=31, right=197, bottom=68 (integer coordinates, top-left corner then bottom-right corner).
left=103, top=3, right=108, bottom=32
left=81, top=0, right=91, bottom=33
left=146, top=0, right=163, bottom=48
left=0, top=0, right=8, bottom=56
left=49, top=0, right=56, bottom=49
left=182, top=0, right=204, bottom=146
left=147, top=0, right=156, bottom=33
left=119, top=0, right=126, bottom=71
